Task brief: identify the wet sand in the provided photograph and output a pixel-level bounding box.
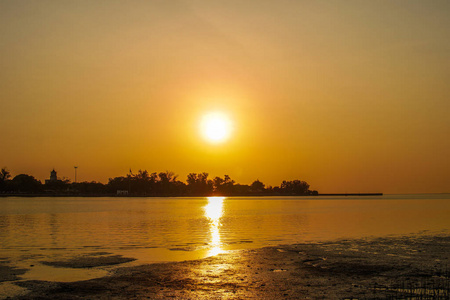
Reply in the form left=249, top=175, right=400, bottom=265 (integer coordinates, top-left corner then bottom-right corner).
left=3, top=234, right=450, bottom=299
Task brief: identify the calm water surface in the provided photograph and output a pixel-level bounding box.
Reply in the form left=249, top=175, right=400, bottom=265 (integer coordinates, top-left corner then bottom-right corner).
left=0, top=194, right=449, bottom=282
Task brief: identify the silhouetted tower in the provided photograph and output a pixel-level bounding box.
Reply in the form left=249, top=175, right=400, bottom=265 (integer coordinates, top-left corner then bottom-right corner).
left=50, top=169, right=57, bottom=181
left=45, top=169, right=58, bottom=184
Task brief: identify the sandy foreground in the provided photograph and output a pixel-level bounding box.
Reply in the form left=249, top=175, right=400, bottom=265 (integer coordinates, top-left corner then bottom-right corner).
left=1, top=234, right=450, bottom=299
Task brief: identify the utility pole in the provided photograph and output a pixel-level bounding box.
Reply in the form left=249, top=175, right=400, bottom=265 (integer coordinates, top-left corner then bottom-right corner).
left=74, top=166, right=78, bottom=183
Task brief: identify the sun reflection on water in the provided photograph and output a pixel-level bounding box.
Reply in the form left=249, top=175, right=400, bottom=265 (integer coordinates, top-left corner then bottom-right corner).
left=204, top=197, right=225, bottom=256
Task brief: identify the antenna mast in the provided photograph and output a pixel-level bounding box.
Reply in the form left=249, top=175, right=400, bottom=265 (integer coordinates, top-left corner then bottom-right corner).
left=74, top=166, right=78, bottom=183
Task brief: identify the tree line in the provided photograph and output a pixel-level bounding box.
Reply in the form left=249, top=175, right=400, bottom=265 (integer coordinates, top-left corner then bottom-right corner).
left=0, top=167, right=318, bottom=196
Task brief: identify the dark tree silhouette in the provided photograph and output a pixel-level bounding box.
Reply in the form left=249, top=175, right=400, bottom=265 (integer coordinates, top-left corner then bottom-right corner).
left=250, top=179, right=265, bottom=193
left=232, top=184, right=251, bottom=195
left=0, top=168, right=12, bottom=192
left=280, top=180, right=310, bottom=195
left=156, top=171, right=183, bottom=196
left=187, top=172, right=213, bottom=196
left=212, top=176, right=224, bottom=191
left=0, top=168, right=11, bottom=182
left=44, top=178, right=71, bottom=193
left=213, top=175, right=235, bottom=195
left=73, top=181, right=107, bottom=195
left=107, top=176, right=129, bottom=193
left=107, top=170, right=186, bottom=196
left=11, top=174, right=43, bottom=193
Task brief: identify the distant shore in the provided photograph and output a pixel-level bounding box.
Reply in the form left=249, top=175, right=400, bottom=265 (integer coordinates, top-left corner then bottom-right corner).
left=5, top=234, right=449, bottom=299
left=0, top=193, right=382, bottom=198
left=318, top=193, right=383, bottom=196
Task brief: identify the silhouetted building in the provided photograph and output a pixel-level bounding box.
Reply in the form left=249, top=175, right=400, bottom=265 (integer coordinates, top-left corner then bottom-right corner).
left=45, top=169, right=58, bottom=184
left=117, top=190, right=129, bottom=196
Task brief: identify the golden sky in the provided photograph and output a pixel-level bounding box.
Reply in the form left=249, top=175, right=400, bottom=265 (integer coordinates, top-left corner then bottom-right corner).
left=1, top=1, right=449, bottom=193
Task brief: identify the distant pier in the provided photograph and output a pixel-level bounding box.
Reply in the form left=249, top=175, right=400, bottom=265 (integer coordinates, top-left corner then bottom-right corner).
left=318, top=193, right=383, bottom=196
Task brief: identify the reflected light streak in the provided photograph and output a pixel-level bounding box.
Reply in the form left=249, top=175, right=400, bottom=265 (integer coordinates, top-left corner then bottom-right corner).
left=204, top=197, right=225, bottom=256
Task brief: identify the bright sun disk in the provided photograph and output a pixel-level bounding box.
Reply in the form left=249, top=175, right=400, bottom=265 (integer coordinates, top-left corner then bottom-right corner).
left=200, top=112, right=232, bottom=143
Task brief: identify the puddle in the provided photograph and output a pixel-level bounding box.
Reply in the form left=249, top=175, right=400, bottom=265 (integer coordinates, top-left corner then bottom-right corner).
left=115, top=247, right=224, bottom=265
left=19, top=263, right=109, bottom=282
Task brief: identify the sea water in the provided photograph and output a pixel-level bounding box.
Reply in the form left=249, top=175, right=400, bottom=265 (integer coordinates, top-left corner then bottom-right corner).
left=0, top=194, right=449, bottom=283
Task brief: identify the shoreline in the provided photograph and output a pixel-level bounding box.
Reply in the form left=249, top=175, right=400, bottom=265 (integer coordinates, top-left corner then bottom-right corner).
left=3, top=233, right=449, bottom=299
left=0, top=193, right=384, bottom=198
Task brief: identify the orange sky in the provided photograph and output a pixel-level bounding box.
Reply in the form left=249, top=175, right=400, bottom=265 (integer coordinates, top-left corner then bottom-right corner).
left=1, top=1, right=449, bottom=193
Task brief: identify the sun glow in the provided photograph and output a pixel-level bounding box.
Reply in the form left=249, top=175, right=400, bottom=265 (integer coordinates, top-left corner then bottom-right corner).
left=200, top=112, right=232, bottom=143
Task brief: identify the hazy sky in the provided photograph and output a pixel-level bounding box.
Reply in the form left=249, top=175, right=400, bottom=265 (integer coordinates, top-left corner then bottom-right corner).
left=1, top=0, right=449, bottom=193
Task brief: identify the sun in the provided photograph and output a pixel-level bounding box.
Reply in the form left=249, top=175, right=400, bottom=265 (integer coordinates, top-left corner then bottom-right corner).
left=200, top=112, right=233, bottom=143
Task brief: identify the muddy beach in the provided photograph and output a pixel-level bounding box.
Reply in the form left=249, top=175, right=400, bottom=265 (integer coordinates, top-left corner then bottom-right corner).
left=1, top=234, right=448, bottom=299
